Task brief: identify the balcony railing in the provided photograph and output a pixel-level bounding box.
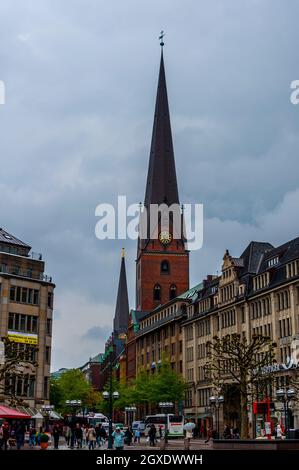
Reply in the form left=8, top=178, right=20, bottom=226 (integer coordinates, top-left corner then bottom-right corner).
left=0, top=265, right=52, bottom=283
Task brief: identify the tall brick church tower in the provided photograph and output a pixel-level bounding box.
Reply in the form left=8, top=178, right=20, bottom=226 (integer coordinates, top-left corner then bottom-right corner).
left=136, top=47, right=189, bottom=311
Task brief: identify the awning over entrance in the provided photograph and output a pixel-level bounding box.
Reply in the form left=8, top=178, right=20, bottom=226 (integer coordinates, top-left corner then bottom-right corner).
left=0, top=405, right=31, bottom=419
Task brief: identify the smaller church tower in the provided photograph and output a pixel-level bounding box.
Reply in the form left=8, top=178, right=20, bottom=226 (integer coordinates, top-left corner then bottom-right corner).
left=113, top=248, right=129, bottom=336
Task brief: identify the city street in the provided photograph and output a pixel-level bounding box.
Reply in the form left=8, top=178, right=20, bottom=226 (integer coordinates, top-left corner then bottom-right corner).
left=14, top=437, right=213, bottom=451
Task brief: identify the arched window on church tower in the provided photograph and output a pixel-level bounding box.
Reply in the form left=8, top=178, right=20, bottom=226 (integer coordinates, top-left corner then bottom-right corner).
left=153, top=284, right=161, bottom=301
left=161, top=260, right=169, bottom=274
left=169, top=284, right=177, bottom=300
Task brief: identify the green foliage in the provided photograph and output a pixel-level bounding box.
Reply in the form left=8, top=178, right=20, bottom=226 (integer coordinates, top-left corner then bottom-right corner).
left=112, top=362, right=186, bottom=410
left=50, top=369, right=101, bottom=413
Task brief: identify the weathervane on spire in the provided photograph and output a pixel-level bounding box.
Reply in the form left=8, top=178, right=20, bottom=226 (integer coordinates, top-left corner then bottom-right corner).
left=159, top=30, right=165, bottom=47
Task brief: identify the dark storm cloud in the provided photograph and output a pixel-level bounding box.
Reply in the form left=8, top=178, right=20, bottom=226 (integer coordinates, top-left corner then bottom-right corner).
left=0, top=0, right=298, bottom=369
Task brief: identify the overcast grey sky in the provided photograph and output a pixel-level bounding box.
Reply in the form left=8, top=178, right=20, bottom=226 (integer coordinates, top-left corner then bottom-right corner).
left=1, top=0, right=299, bottom=370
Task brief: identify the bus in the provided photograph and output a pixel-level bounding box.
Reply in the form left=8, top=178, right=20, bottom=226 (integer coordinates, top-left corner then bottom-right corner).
left=86, top=413, right=109, bottom=431
left=144, top=414, right=184, bottom=438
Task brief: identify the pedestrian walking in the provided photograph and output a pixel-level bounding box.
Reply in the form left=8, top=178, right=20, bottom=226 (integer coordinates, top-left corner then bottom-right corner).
left=95, top=424, right=102, bottom=447
left=134, top=428, right=141, bottom=444
left=87, top=425, right=96, bottom=450
left=99, top=425, right=107, bottom=444
left=29, top=426, right=37, bottom=448
left=276, top=424, right=283, bottom=439
left=112, top=427, right=125, bottom=451
left=223, top=425, right=231, bottom=439
left=52, top=424, right=60, bottom=449
left=15, top=421, right=26, bottom=450
left=204, top=426, right=213, bottom=443
left=65, top=425, right=71, bottom=446
left=1, top=422, right=9, bottom=451
left=148, top=424, right=156, bottom=446
left=82, top=425, right=87, bottom=447
left=125, top=426, right=133, bottom=446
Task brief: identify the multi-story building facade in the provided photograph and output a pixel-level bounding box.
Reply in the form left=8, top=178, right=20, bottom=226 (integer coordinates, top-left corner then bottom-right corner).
left=0, top=228, right=55, bottom=408
left=183, top=237, right=299, bottom=435
left=135, top=286, right=200, bottom=378
left=80, top=353, right=103, bottom=391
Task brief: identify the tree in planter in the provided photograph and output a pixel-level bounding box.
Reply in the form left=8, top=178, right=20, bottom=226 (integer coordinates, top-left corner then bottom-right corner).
left=0, top=337, right=38, bottom=406
left=206, top=333, right=276, bottom=439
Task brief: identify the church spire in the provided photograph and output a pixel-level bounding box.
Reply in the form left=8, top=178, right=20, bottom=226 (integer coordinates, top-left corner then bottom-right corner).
left=144, top=47, right=179, bottom=208
left=113, top=248, right=129, bottom=332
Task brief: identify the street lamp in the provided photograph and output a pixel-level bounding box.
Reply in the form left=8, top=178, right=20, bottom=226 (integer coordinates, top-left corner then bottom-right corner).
left=209, top=395, right=224, bottom=439
left=65, top=399, right=82, bottom=448
left=102, top=389, right=120, bottom=449
left=41, top=405, right=54, bottom=432
left=159, top=402, right=174, bottom=443
left=276, top=388, right=295, bottom=439
left=125, top=406, right=137, bottom=426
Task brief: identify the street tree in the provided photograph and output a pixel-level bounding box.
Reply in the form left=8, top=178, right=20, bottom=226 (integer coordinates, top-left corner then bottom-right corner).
left=206, top=333, right=276, bottom=439
left=50, top=369, right=101, bottom=413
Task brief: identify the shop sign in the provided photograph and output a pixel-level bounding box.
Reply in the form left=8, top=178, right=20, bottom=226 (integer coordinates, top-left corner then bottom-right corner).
left=7, top=331, right=38, bottom=345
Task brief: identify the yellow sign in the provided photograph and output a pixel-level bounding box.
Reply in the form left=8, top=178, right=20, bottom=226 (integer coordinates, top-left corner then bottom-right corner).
left=7, top=331, right=38, bottom=345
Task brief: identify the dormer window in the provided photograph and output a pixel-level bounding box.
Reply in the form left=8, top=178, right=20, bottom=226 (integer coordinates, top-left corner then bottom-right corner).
left=268, top=256, right=279, bottom=268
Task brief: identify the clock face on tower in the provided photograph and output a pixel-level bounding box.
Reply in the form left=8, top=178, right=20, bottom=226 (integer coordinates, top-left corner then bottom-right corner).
left=159, top=230, right=172, bottom=245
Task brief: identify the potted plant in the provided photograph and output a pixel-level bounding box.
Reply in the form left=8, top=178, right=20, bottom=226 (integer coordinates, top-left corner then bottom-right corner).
left=40, top=432, right=50, bottom=450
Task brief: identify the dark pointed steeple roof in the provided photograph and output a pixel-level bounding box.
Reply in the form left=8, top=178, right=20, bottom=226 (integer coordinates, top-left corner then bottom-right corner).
left=144, top=50, right=179, bottom=207
left=113, top=248, right=129, bottom=333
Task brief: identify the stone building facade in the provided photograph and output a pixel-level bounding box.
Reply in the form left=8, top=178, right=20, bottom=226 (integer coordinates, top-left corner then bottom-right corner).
left=183, top=237, right=299, bottom=435
left=0, top=228, right=55, bottom=408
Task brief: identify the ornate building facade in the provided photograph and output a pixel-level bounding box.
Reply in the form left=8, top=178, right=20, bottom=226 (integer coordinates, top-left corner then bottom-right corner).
left=183, top=237, right=299, bottom=434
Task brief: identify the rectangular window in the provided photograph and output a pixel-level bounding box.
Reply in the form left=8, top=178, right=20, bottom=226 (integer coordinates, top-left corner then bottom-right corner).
left=33, top=290, right=39, bottom=305
left=46, top=319, right=51, bottom=335
left=45, top=346, right=51, bottom=364
left=32, top=316, right=38, bottom=333
left=43, top=377, right=49, bottom=399
left=48, top=292, right=53, bottom=308
left=28, top=289, right=33, bottom=304
left=241, top=307, right=245, bottom=323
left=16, top=286, right=21, bottom=302
left=21, top=288, right=27, bottom=303
left=8, top=312, right=14, bottom=330
left=9, top=286, right=16, bottom=301
left=20, top=314, right=26, bottom=332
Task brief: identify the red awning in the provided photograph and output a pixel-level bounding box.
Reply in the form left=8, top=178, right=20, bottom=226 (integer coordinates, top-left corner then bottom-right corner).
left=0, top=405, right=30, bottom=419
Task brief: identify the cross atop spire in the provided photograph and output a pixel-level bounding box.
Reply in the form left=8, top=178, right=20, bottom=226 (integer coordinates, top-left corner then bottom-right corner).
left=144, top=46, right=179, bottom=208
left=159, top=30, right=165, bottom=47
